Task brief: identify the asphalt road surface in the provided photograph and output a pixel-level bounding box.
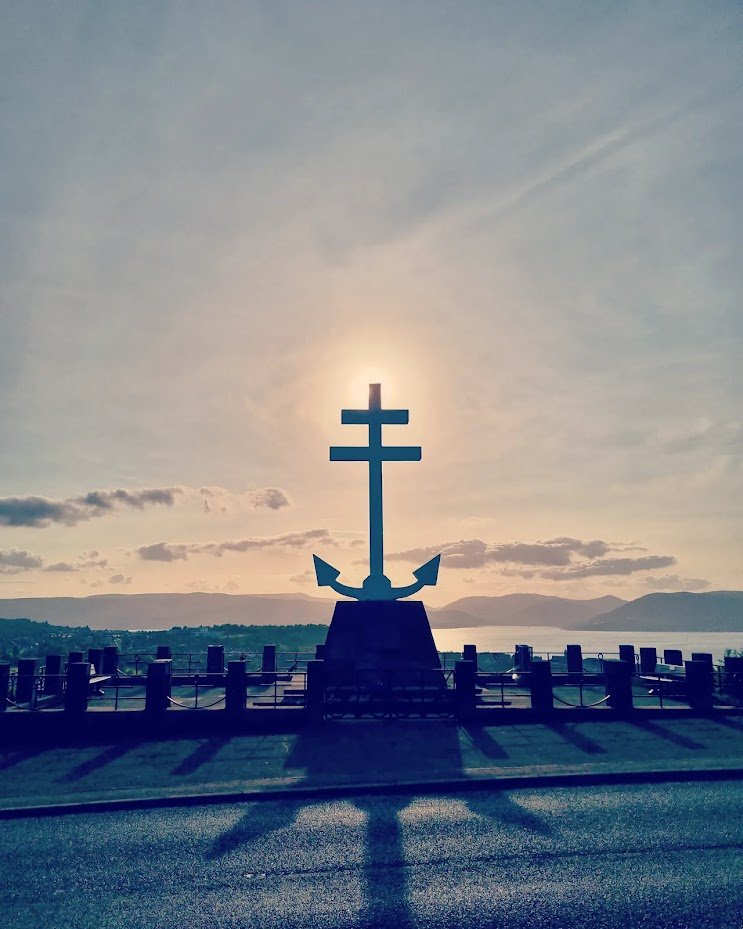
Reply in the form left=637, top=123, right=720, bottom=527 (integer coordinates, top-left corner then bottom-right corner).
left=2, top=781, right=742, bottom=928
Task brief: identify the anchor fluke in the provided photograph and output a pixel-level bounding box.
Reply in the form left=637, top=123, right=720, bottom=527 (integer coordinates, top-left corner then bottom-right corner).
left=313, top=554, right=340, bottom=587
left=413, top=554, right=441, bottom=587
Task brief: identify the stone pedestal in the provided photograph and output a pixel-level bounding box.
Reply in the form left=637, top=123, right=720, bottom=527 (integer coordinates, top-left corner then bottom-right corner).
left=322, top=600, right=442, bottom=685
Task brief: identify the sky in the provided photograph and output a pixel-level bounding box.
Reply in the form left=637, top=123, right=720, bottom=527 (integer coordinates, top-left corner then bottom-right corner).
left=0, top=2, right=741, bottom=606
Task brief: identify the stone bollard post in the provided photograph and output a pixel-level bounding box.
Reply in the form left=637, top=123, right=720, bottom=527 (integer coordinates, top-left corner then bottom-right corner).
left=261, top=645, right=277, bottom=685
left=0, top=663, right=10, bottom=712
left=101, top=646, right=119, bottom=675
left=314, top=643, right=326, bottom=660
left=67, top=650, right=84, bottom=666
left=639, top=647, right=657, bottom=674
left=207, top=645, right=225, bottom=685
left=306, top=659, right=326, bottom=724
left=155, top=645, right=172, bottom=660
left=145, top=659, right=172, bottom=712
left=604, top=659, right=633, bottom=712
left=565, top=644, right=583, bottom=675
left=664, top=649, right=683, bottom=666
left=16, top=658, right=38, bottom=704
left=225, top=660, right=247, bottom=714
left=454, top=659, right=477, bottom=721
left=43, top=655, right=64, bottom=695
left=87, top=648, right=103, bottom=674
left=529, top=659, right=554, bottom=714
left=64, top=662, right=91, bottom=714
left=514, top=644, right=532, bottom=672
left=462, top=644, right=478, bottom=670
left=691, top=652, right=713, bottom=667
left=619, top=645, right=636, bottom=671
left=685, top=660, right=713, bottom=712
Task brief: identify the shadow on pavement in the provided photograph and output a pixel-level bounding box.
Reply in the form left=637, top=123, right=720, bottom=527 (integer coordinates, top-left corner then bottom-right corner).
left=460, top=724, right=510, bottom=760
left=171, top=736, right=231, bottom=776
left=465, top=791, right=553, bottom=837
left=353, top=795, right=415, bottom=929
left=0, top=746, right=48, bottom=771
left=285, top=720, right=464, bottom=785
left=206, top=799, right=300, bottom=860
left=628, top=719, right=705, bottom=751
left=57, top=742, right=141, bottom=783
left=546, top=722, right=607, bottom=755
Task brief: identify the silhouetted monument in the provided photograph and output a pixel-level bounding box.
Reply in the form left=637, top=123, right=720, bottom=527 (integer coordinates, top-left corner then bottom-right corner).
left=313, top=384, right=442, bottom=682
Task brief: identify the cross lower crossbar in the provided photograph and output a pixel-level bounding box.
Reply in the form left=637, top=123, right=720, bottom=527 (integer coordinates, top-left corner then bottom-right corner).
left=330, top=445, right=422, bottom=462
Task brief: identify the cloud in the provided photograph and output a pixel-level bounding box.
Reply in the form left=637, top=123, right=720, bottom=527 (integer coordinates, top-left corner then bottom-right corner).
left=185, top=578, right=240, bottom=592
left=246, top=487, right=291, bottom=510
left=0, top=487, right=183, bottom=527
left=43, top=562, right=77, bottom=573
left=539, top=555, right=677, bottom=580
left=388, top=537, right=612, bottom=569
left=388, top=536, right=677, bottom=581
left=289, top=569, right=315, bottom=585
left=0, top=484, right=293, bottom=528
left=109, top=573, right=132, bottom=585
left=640, top=574, right=711, bottom=592
left=0, top=549, right=45, bottom=574
left=136, top=529, right=333, bottom=562
left=199, top=486, right=292, bottom=513
left=138, top=542, right=190, bottom=562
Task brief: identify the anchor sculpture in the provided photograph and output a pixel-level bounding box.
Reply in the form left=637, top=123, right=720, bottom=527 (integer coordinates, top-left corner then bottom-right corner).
left=313, top=383, right=441, bottom=600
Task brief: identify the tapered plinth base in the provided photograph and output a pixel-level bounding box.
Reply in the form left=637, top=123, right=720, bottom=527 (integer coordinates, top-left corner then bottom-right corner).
left=322, top=600, right=442, bottom=685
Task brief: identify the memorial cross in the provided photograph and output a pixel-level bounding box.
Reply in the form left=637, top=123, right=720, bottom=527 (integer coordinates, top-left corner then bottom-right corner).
left=313, top=383, right=440, bottom=601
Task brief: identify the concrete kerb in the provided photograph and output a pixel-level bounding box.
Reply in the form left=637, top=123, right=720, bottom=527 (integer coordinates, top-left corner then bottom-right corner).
left=2, top=765, right=742, bottom=821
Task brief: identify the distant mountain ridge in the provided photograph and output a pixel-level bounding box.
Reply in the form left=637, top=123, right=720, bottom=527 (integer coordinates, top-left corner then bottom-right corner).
left=569, top=591, right=743, bottom=632
left=0, top=591, right=623, bottom=631
left=1, top=590, right=741, bottom=632
left=434, top=594, right=625, bottom=628
left=0, top=593, right=337, bottom=630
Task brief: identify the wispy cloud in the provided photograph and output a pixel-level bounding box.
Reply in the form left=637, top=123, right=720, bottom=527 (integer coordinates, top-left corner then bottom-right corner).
left=0, top=488, right=183, bottom=527
left=0, top=484, right=293, bottom=527
left=136, top=528, right=334, bottom=563
left=388, top=537, right=676, bottom=581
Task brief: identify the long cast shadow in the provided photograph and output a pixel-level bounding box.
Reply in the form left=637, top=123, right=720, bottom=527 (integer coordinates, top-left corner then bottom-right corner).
left=0, top=745, right=48, bottom=771
left=171, top=736, right=231, bottom=776
left=546, top=722, right=607, bottom=755
left=628, top=719, right=705, bottom=751
left=461, top=724, right=510, bottom=760
left=353, top=796, right=415, bottom=929
left=206, top=799, right=300, bottom=860
left=465, top=791, right=553, bottom=837
left=57, top=742, right=140, bottom=782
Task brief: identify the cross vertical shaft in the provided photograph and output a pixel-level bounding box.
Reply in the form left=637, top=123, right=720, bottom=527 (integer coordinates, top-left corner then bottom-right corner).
left=368, top=383, right=384, bottom=577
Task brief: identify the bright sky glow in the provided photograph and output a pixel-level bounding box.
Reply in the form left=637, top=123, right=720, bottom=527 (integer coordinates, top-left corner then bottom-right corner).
left=0, top=2, right=741, bottom=604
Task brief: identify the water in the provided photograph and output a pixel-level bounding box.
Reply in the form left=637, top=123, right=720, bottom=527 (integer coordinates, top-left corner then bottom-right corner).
left=432, top=625, right=743, bottom=664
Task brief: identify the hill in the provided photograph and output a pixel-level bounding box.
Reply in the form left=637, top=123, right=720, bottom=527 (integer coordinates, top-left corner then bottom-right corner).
left=433, top=594, right=625, bottom=628
left=569, top=591, right=743, bottom=632
left=0, top=592, right=336, bottom=630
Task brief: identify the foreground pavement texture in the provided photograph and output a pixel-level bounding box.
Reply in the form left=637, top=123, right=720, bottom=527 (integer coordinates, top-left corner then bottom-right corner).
left=1, top=781, right=742, bottom=928
left=1, top=716, right=743, bottom=812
